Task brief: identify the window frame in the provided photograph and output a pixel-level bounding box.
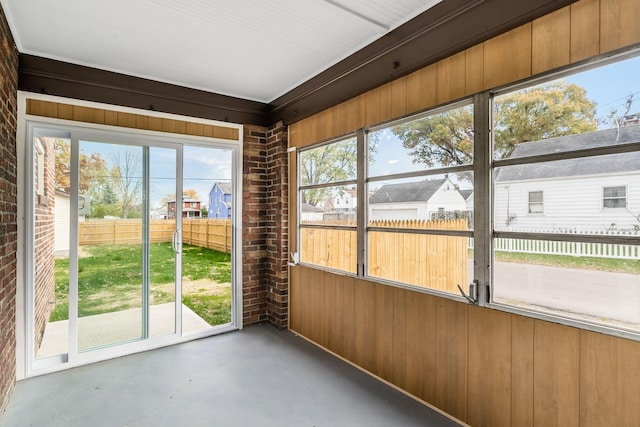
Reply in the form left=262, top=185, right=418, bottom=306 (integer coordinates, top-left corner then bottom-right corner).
left=528, top=190, right=544, bottom=214
left=602, top=185, right=627, bottom=209
left=296, top=133, right=360, bottom=275
left=294, top=48, right=640, bottom=341
left=487, top=51, right=640, bottom=340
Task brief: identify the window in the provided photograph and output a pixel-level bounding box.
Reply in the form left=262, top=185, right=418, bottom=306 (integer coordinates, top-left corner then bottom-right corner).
left=491, top=54, right=640, bottom=335
left=298, top=136, right=357, bottom=273
left=295, top=50, right=640, bottom=340
left=528, top=191, right=543, bottom=214
left=603, top=186, right=626, bottom=208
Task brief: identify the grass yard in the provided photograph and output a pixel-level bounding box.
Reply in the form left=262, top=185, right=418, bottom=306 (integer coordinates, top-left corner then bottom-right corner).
left=51, top=243, right=232, bottom=326
left=467, top=249, right=640, bottom=273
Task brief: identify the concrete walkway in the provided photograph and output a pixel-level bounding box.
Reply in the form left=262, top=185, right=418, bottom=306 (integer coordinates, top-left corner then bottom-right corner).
left=492, top=261, right=640, bottom=327
left=37, top=303, right=211, bottom=358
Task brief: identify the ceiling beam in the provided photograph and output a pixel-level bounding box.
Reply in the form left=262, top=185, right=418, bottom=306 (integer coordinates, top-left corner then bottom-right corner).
left=19, top=55, right=271, bottom=126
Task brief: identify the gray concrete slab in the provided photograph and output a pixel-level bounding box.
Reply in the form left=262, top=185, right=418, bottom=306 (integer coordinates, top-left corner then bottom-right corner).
left=1, top=325, right=463, bottom=427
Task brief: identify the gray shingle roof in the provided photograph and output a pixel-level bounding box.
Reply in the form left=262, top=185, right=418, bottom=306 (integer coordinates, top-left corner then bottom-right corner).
left=215, top=182, right=232, bottom=194
left=459, top=189, right=473, bottom=200
left=495, top=124, right=640, bottom=182
left=301, top=202, right=324, bottom=212
left=369, top=178, right=447, bottom=204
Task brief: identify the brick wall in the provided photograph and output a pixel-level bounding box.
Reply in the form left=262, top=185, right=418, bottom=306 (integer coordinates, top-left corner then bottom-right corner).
left=265, top=122, right=288, bottom=328
left=242, top=125, right=268, bottom=325
left=0, top=4, right=18, bottom=415
left=242, top=123, right=289, bottom=328
left=33, top=138, right=56, bottom=353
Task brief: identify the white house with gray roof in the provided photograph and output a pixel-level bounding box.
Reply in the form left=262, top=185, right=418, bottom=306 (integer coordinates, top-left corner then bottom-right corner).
left=494, top=124, right=640, bottom=232
left=368, top=177, right=467, bottom=220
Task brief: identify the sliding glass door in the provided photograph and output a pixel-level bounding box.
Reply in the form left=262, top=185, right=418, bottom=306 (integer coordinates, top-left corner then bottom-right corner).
left=28, top=123, right=238, bottom=373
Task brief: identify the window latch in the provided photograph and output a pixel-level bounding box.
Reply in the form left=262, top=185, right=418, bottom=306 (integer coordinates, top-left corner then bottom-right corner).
left=458, top=280, right=478, bottom=304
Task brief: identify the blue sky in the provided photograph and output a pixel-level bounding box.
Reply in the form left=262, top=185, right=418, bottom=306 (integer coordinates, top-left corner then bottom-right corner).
left=80, top=141, right=232, bottom=209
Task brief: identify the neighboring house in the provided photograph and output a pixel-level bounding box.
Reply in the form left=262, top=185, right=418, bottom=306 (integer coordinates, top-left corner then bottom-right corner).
left=332, top=188, right=357, bottom=212
left=54, top=191, right=89, bottom=253
left=459, top=189, right=474, bottom=212
left=150, top=206, right=168, bottom=219
left=368, top=178, right=467, bottom=220
left=208, top=182, right=232, bottom=219
left=167, top=196, right=202, bottom=219
left=301, top=202, right=324, bottom=222
left=494, top=124, right=640, bottom=232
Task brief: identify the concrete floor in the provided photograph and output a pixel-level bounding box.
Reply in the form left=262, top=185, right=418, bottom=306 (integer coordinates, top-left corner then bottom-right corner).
left=2, top=325, right=463, bottom=427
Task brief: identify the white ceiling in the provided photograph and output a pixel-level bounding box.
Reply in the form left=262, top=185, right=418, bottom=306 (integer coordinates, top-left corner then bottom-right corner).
left=1, top=0, right=442, bottom=103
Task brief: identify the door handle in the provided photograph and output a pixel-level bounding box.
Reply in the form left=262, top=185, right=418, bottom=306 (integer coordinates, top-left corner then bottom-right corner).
left=172, top=229, right=181, bottom=254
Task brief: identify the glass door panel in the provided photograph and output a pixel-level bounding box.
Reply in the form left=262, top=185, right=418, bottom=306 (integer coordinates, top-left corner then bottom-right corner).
left=33, top=134, right=71, bottom=360
left=149, top=146, right=178, bottom=338
left=181, top=145, right=233, bottom=334
left=77, top=141, right=145, bottom=351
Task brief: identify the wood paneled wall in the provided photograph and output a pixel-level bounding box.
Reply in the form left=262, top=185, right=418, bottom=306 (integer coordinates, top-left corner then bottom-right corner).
left=290, top=266, right=640, bottom=427
left=289, top=1, right=640, bottom=426
left=26, top=99, right=240, bottom=141
left=289, top=0, right=640, bottom=149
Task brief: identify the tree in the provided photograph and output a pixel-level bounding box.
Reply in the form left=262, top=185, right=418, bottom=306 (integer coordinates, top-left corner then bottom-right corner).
left=392, top=81, right=597, bottom=167
left=54, top=139, right=108, bottom=195
left=110, top=150, right=141, bottom=219
left=493, top=81, right=597, bottom=157
left=299, top=139, right=357, bottom=207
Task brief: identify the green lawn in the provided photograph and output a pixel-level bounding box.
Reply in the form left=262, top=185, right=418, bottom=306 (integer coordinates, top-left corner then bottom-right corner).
left=467, top=249, right=640, bottom=274
left=51, top=243, right=232, bottom=326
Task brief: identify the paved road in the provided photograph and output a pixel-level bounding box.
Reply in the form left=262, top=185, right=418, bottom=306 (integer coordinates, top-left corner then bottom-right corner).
left=487, top=261, right=640, bottom=327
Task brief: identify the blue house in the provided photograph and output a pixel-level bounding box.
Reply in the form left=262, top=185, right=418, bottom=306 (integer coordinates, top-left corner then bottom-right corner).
left=208, top=182, right=232, bottom=218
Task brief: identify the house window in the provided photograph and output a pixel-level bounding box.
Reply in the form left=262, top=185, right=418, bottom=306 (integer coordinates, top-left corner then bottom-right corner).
left=528, top=191, right=543, bottom=213
left=298, top=135, right=357, bottom=273
left=491, top=53, right=640, bottom=336
left=295, top=50, right=640, bottom=340
left=603, top=186, right=626, bottom=208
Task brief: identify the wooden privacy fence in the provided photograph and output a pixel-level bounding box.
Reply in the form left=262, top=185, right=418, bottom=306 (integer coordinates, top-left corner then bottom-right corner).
left=78, top=219, right=232, bottom=253
left=301, top=219, right=469, bottom=294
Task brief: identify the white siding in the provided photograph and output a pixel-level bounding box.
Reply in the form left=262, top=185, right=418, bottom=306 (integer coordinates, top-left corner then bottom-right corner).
left=425, top=183, right=467, bottom=217
left=54, top=194, right=70, bottom=253
left=370, top=206, right=420, bottom=220
left=494, top=172, right=640, bottom=232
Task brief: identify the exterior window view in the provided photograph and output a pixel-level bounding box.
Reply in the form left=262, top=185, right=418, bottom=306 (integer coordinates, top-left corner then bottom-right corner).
left=32, top=134, right=234, bottom=359
left=298, top=54, right=640, bottom=334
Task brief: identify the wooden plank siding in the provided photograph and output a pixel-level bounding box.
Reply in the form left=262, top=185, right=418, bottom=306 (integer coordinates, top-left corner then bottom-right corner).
left=288, top=1, right=640, bottom=426
left=26, top=100, right=240, bottom=141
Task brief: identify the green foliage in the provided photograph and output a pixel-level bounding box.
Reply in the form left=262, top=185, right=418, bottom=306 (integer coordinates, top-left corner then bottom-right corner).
left=300, top=138, right=357, bottom=207
left=391, top=81, right=597, bottom=166
left=493, top=81, right=597, bottom=158
left=391, top=105, right=473, bottom=167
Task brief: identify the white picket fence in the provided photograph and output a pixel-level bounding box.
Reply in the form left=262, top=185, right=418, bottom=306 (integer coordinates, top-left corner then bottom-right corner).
left=469, top=228, right=640, bottom=260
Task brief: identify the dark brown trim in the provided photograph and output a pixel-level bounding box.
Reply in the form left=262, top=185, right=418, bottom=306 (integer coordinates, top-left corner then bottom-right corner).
left=18, top=0, right=576, bottom=127
left=19, top=55, right=271, bottom=126
left=269, top=0, right=577, bottom=125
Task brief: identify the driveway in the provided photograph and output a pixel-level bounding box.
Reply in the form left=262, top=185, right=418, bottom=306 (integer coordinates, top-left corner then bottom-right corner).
left=488, top=261, right=640, bottom=327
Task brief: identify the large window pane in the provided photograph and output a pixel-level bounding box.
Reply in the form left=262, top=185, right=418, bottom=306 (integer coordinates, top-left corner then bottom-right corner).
left=299, top=137, right=357, bottom=186
left=493, top=55, right=640, bottom=161
left=368, top=232, right=471, bottom=294
left=301, top=185, right=357, bottom=225
left=369, top=103, right=473, bottom=177
left=368, top=174, right=473, bottom=227
left=493, top=238, right=640, bottom=332
left=300, top=228, right=356, bottom=273
left=494, top=153, right=639, bottom=233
